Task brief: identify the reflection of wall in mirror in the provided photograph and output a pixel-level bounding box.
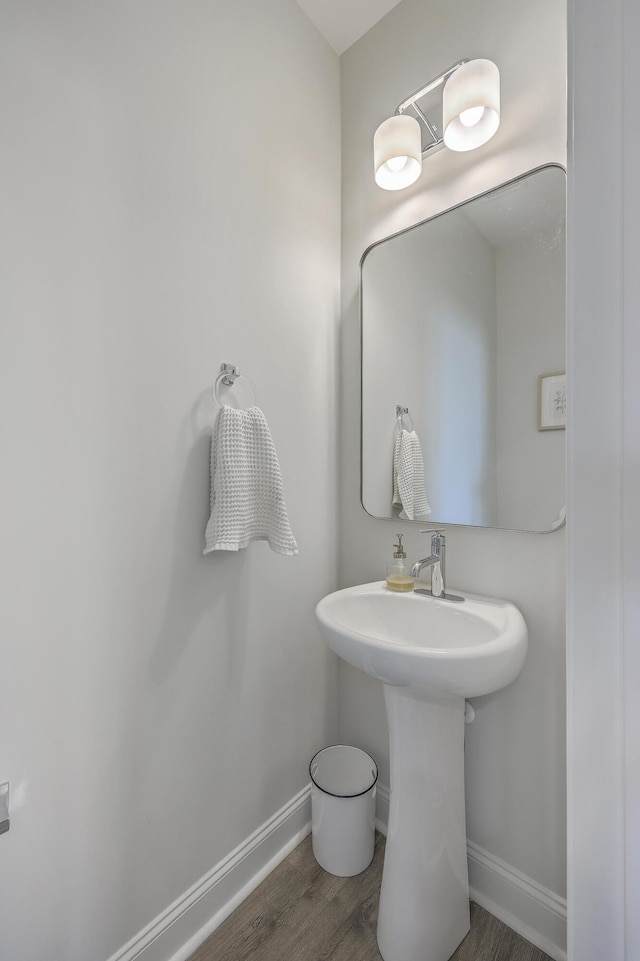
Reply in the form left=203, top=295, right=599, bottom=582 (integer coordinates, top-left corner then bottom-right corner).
left=495, top=233, right=566, bottom=530
left=423, top=217, right=497, bottom=526
left=362, top=235, right=427, bottom=518
left=362, top=214, right=497, bottom=526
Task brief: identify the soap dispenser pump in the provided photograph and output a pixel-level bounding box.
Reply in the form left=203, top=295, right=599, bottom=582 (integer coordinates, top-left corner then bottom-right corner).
left=386, top=534, right=414, bottom=592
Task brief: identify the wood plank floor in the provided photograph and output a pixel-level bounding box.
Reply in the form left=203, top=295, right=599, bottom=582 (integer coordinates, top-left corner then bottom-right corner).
left=188, top=834, right=553, bottom=961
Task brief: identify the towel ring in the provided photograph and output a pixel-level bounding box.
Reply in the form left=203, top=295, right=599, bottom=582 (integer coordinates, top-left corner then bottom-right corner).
left=396, top=405, right=414, bottom=431
left=213, top=363, right=257, bottom=408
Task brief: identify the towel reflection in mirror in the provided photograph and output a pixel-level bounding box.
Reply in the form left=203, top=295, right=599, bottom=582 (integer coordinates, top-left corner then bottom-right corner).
left=392, top=426, right=431, bottom=520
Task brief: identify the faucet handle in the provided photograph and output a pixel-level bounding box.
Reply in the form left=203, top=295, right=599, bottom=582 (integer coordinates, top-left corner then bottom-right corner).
left=420, top=528, right=446, bottom=551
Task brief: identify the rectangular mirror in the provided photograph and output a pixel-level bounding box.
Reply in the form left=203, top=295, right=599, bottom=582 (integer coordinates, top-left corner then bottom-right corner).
left=361, top=164, right=566, bottom=533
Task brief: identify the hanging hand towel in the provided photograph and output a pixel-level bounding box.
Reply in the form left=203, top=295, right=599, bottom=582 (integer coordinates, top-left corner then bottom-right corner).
left=392, top=429, right=432, bottom=520
left=204, top=405, right=298, bottom=556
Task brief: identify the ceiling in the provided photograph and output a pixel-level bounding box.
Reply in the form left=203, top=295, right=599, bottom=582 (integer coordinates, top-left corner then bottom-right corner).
left=295, top=0, right=403, bottom=55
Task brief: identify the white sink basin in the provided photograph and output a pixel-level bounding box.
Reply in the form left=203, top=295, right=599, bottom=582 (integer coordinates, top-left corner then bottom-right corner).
left=315, top=580, right=527, bottom=698
left=315, top=581, right=528, bottom=961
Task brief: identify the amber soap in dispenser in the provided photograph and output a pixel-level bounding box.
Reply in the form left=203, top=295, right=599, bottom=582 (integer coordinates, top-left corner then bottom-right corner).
left=386, top=534, right=414, bottom=592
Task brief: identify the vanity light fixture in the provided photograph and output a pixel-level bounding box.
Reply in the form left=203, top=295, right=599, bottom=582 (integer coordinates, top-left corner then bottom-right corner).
left=373, top=58, right=500, bottom=190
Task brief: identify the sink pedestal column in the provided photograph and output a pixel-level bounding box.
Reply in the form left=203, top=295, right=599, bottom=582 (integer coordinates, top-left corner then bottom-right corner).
left=377, top=686, right=470, bottom=961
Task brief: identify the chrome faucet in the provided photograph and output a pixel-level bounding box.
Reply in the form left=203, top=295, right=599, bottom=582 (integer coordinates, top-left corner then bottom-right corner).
left=411, top=529, right=464, bottom=603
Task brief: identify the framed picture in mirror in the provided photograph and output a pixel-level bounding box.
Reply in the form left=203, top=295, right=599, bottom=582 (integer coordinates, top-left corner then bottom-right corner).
left=538, top=372, right=566, bottom=430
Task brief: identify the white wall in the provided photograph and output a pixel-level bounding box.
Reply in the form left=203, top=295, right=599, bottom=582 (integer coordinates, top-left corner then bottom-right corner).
left=339, top=0, right=567, bottom=949
left=0, top=2, right=340, bottom=960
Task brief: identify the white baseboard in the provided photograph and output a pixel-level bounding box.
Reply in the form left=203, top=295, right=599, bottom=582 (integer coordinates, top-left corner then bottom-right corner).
left=375, top=782, right=566, bottom=961
left=467, top=841, right=567, bottom=961
left=106, top=785, right=312, bottom=961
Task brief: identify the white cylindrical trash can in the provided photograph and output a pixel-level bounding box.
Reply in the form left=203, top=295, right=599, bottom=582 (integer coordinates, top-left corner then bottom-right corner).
left=309, top=744, right=378, bottom=877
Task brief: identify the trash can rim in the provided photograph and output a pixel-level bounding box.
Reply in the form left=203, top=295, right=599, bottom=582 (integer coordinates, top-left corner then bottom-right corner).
left=309, top=744, right=379, bottom=799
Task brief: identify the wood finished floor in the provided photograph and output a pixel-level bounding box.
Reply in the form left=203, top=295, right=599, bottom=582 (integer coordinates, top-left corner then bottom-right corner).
left=187, top=834, right=554, bottom=961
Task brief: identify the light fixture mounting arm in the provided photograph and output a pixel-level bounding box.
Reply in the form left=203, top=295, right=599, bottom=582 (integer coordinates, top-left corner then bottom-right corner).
left=394, top=59, right=470, bottom=118
left=392, top=59, right=469, bottom=156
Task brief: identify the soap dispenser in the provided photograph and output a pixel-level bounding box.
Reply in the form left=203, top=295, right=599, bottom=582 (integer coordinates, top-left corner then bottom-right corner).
left=386, top=534, right=414, bottom=592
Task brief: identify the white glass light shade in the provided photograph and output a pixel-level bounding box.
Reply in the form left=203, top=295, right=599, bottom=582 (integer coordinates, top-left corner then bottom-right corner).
left=443, top=59, right=500, bottom=152
left=374, top=115, right=422, bottom=190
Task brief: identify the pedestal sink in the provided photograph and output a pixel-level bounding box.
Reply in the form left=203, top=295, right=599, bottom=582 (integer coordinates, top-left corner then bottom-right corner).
left=315, top=581, right=527, bottom=961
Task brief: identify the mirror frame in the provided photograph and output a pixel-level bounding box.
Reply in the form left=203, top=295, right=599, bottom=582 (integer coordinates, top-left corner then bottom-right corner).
left=359, top=163, right=567, bottom=533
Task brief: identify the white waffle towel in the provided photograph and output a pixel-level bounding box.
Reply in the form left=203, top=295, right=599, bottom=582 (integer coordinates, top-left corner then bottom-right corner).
left=204, top=405, right=298, bottom=556
left=392, top=429, right=431, bottom=520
